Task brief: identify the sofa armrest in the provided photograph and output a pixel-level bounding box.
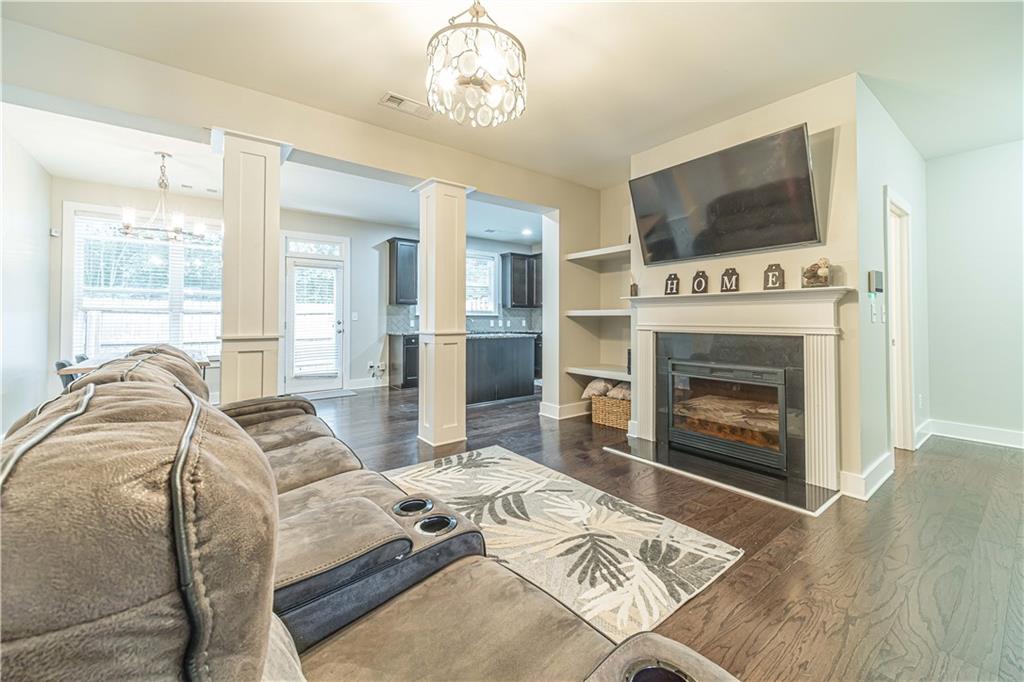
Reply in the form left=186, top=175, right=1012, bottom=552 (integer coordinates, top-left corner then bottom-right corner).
left=277, top=492, right=485, bottom=652
left=585, top=633, right=738, bottom=682
left=219, top=396, right=316, bottom=427
left=273, top=496, right=411, bottom=614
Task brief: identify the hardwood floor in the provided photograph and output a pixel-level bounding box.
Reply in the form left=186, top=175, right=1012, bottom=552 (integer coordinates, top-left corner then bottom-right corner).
left=313, top=387, right=1023, bottom=681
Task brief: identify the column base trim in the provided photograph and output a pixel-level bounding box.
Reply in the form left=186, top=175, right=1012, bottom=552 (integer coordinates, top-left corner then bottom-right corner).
left=416, top=435, right=468, bottom=448
left=539, top=400, right=591, bottom=420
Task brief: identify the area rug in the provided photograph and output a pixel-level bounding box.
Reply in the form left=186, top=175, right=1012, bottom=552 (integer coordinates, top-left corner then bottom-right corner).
left=384, top=446, right=743, bottom=642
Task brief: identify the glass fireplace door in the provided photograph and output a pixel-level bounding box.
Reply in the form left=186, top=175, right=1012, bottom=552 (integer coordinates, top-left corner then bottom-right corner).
left=669, top=361, right=787, bottom=471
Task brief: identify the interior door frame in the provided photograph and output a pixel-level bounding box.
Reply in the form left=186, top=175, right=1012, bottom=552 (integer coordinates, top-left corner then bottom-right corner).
left=883, top=186, right=915, bottom=451
left=279, top=231, right=351, bottom=394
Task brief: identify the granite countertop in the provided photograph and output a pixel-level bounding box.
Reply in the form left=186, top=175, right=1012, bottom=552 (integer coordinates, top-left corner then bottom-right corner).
left=388, top=331, right=541, bottom=338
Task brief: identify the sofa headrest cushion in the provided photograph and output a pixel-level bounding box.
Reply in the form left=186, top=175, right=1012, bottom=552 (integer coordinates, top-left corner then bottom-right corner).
left=68, top=351, right=209, bottom=402
left=0, top=381, right=276, bottom=680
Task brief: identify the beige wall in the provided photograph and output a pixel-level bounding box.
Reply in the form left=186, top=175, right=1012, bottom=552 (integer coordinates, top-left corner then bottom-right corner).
left=626, top=75, right=865, bottom=477
left=2, top=129, right=52, bottom=431
left=1, top=19, right=601, bottom=409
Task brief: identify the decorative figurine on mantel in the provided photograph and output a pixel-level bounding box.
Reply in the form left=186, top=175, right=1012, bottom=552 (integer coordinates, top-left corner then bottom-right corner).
left=691, top=271, right=709, bottom=294
left=629, top=279, right=639, bottom=297
left=801, top=257, right=832, bottom=288
left=664, top=273, right=680, bottom=295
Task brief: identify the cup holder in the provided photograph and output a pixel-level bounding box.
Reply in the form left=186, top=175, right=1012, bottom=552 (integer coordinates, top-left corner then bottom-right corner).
left=626, top=661, right=694, bottom=682
left=393, top=497, right=434, bottom=516
left=413, top=514, right=458, bottom=537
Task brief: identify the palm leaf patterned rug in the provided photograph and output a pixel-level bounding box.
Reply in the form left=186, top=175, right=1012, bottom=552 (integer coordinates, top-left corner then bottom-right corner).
left=384, top=446, right=743, bottom=642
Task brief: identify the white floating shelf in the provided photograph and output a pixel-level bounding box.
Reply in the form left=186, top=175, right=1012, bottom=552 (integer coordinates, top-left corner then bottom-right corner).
left=565, top=243, right=631, bottom=264
left=566, top=309, right=631, bottom=318
left=566, top=364, right=631, bottom=382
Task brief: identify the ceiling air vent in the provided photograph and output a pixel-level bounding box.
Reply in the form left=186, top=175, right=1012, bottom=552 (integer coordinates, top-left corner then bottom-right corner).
left=378, top=91, right=433, bottom=120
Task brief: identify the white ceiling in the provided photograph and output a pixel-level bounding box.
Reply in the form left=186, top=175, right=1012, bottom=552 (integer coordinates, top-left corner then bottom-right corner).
left=3, top=2, right=1020, bottom=188
left=3, top=103, right=543, bottom=243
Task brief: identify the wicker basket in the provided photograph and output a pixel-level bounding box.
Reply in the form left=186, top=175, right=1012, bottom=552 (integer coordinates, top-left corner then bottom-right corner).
left=591, top=395, right=630, bottom=430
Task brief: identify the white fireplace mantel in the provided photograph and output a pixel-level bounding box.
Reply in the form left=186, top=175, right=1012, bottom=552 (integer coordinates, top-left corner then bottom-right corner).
left=628, top=286, right=853, bottom=492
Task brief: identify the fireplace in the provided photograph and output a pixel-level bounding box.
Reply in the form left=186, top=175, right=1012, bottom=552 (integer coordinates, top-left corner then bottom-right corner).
left=655, top=332, right=806, bottom=482
left=619, top=287, right=850, bottom=511
left=669, top=360, right=788, bottom=472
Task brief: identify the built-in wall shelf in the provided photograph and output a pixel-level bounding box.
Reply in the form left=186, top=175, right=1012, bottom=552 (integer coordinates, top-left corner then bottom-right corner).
left=565, top=243, right=631, bottom=265
left=566, top=309, right=631, bottom=318
left=566, top=364, right=631, bottom=382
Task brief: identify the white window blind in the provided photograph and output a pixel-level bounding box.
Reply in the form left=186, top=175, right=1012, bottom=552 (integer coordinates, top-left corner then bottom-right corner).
left=72, top=210, right=223, bottom=358
left=466, top=252, right=497, bottom=314
left=291, top=264, right=339, bottom=376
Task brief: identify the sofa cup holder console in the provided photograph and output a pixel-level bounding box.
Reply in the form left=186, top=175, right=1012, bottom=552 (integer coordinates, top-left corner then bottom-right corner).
left=413, top=514, right=458, bottom=537
left=627, top=660, right=694, bottom=682
left=392, top=497, right=434, bottom=516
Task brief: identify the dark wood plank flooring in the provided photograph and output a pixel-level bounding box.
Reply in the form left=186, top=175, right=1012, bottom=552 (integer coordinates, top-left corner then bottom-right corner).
left=313, top=387, right=1023, bottom=681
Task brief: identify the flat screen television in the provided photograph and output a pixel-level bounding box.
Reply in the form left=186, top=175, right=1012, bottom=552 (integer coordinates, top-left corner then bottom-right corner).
left=630, top=124, right=821, bottom=265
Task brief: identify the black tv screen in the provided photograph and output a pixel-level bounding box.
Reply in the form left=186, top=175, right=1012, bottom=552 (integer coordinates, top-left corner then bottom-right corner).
left=630, top=124, right=820, bottom=265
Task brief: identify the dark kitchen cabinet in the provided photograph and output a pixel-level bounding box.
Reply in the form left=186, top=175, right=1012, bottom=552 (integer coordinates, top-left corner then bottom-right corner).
left=534, top=334, right=542, bottom=379
left=466, top=336, right=535, bottom=404
left=388, top=238, right=418, bottom=305
left=388, top=334, right=418, bottom=388
left=501, top=252, right=542, bottom=308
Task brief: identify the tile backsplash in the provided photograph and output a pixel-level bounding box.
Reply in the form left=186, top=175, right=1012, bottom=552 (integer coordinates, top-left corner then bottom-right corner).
left=387, top=305, right=542, bottom=334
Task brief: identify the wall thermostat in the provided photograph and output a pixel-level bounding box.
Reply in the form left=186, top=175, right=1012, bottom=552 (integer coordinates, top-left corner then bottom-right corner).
left=867, top=270, right=884, bottom=293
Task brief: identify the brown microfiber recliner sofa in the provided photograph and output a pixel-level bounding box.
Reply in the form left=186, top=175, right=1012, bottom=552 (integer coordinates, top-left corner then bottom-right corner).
left=1, top=347, right=737, bottom=681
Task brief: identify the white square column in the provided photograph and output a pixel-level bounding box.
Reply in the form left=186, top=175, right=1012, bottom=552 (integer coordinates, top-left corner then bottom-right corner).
left=216, top=130, right=287, bottom=402
left=413, top=178, right=471, bottom=446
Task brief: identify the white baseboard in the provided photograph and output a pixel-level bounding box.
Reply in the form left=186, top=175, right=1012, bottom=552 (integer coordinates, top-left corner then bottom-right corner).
left=914, top=422, right=932, bottom=449
left=920, top=419, right=1023, bottom=449
left=841, top=450, right=894, bottom=501
left=539, top=400, right=591, bottom=420
left=627, top=419, right=638, bottom=438
left=347, top=376, right=389, bottom=390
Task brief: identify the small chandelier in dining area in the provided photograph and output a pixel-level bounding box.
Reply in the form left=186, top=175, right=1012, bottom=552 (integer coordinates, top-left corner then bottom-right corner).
left=121, top=152, right=208, bottom=241
left=426, top=0, right=526, bottom=127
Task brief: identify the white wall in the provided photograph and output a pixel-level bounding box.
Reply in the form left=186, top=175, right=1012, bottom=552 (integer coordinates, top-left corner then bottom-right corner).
left=628, top=75, right=865, bottom=477
left=2, top=129, right=52, bottom=431
left=926, top=140, right=1023, bottom=443
left=855, top=77, right=929, bottom=463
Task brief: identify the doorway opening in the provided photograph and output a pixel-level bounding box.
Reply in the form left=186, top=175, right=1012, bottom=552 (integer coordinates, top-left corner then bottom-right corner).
left=885, top=187, right=915, bottom=451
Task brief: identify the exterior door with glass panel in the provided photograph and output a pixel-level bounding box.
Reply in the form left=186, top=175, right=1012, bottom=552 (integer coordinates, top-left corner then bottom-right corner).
left=285, top=258, right=344, bottom=393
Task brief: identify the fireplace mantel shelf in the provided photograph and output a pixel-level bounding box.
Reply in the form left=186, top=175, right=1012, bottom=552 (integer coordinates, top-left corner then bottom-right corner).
left=623, top=286, right=854, bottom=305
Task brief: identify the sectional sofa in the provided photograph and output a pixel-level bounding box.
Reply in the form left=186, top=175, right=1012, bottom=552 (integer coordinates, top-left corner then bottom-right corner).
left=1, top=344, right=736, bottom=681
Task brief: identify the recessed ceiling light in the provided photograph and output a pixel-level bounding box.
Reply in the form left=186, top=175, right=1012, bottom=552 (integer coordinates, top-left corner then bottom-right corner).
left=521, top=228, right=533, bottom=236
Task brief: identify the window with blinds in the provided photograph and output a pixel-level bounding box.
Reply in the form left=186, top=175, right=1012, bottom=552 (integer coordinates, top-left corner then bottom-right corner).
left=72, top=210, right=223, bottom=358
left=466, top=252, right=497, bottom=314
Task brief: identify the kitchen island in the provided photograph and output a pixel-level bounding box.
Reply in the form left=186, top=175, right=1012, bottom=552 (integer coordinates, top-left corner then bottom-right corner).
left=466, top=333, right=538, bottom=404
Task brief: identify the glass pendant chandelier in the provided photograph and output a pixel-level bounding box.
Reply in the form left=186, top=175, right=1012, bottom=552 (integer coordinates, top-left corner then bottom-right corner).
left=426, top=0, right=526, bottom=128
left=121, top=152, right=188, bottom=240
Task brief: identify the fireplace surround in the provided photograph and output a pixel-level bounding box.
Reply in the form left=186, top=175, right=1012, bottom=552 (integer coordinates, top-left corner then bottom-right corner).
left=623, top=287, right=853, bottom=513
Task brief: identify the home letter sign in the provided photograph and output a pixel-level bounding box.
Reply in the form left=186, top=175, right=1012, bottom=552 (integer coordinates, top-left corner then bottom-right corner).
left=691, top=271, right=709, bottom=294
left=721, top=268, right=740, bottom=292
left=763, top=264, right=785, bottom=290
left=664, top=273, right=680, bottom=295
